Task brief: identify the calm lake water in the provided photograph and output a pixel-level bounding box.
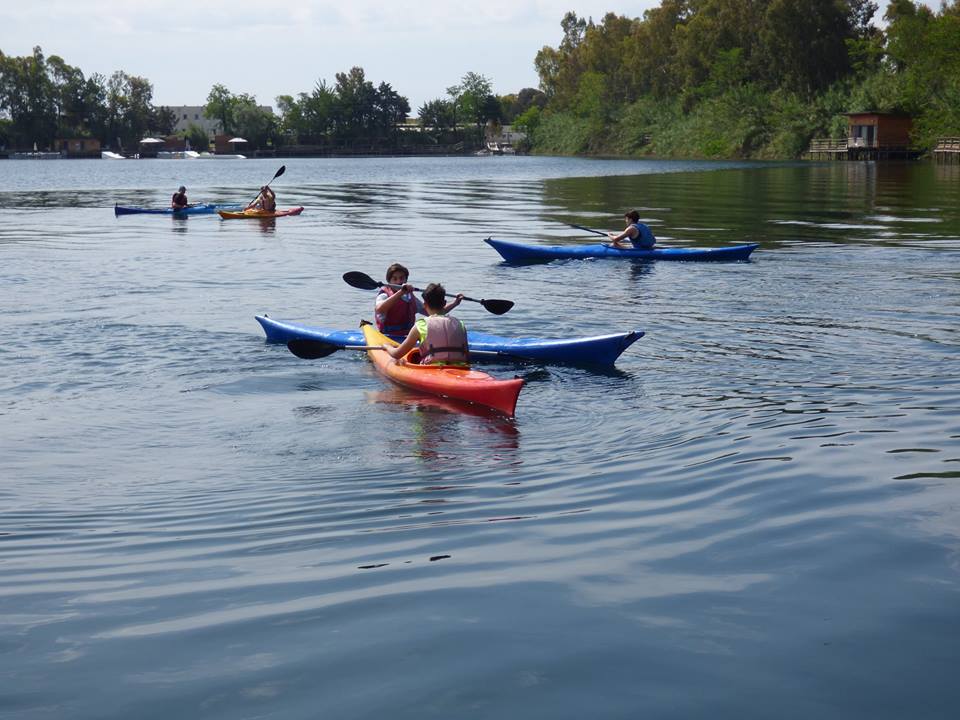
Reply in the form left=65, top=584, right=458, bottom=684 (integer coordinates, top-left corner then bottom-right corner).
left=1, top=156, right=958, bottom=719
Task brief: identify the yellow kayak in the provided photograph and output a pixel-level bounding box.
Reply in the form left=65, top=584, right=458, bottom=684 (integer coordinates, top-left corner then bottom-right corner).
left=217, top=206, right=304, bottom=219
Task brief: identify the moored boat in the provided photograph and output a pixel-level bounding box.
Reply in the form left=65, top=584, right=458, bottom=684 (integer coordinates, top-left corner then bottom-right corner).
left=256, top=315, right=643, bottom=367
left=218, top=206, right=304, bottom=219
left=484, top=237, right=759, bottom=263
left=361, top=323, right=524, bottom=416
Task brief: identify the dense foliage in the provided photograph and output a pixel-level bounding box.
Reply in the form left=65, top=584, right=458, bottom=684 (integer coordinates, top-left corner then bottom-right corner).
left=527, top=0, right=960, bottom=157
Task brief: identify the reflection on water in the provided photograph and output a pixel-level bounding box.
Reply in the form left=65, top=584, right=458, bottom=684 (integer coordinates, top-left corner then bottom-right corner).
left=365, top=387, right=520, bottom=462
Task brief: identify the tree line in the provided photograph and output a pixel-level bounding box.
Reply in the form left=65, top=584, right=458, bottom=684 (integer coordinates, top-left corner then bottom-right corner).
left=524, top=0, right=960, bottom=157
left=0, top=47, right=540, bottom=153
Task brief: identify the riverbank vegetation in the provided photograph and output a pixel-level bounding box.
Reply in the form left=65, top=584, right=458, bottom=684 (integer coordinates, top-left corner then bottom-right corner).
left=524, top=0, right=960, bottom=158
left=3, top=1, right=957, bottom=159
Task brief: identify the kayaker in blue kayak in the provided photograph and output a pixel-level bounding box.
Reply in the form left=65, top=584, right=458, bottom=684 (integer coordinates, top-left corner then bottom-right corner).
left=171, top=186, right=188, bottom=210
left=247, top=186, right=277, bottom=212
left=375, top=263, right=461, bottom=335
left=384, top=283, right=467, bottom=366
left=608, top=210, right=656, bottom=249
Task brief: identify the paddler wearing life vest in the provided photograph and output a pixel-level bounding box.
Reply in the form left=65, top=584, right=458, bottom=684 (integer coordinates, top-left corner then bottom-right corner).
left=375, top=263, right=461, bottom=336
left=607, top=209, right=656, bottom=249
left=383, top=282, right=467, bottom=366
left=247, top=185, right=277, bottom=212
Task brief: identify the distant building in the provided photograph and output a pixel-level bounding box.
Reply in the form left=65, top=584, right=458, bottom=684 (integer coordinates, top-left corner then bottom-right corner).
left=846, top=112, right=912, bottom=149
left=57, top=137, right=101, bottom=158
left=167, top=105, right=274, bottom=136
left=806, top=112, right=917, bottom=160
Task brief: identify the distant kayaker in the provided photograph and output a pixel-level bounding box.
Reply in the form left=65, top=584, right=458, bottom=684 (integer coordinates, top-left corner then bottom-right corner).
left=375, top=263, right=461, bottom=336
left=171, top=186, right=188, bottom=210
left=608, top=210, right=656, bottom=249
left=384, top=283, right=466, bottom=366
left=247, top=186, right=277, bottom=212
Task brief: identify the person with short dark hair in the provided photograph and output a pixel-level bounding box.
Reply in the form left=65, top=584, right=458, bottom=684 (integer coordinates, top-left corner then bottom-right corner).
left=608, top=209, right=656, bottom=249
left=247, top=186, right=276, bottom=212
left=384, top=283, right=467, bottom=366
left=171, top=186, right=188, bottom=210
left=375, top=264, right=461, bottom=336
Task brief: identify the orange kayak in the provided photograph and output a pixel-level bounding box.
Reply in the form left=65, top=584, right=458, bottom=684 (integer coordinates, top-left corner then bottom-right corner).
left=360, top=323, right=524, bottom=416
left=217, top=206, right=304, bottom=219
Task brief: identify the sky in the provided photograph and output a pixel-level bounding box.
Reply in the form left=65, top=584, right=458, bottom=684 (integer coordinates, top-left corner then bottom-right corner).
left=0, top=1, right=941, bottom=114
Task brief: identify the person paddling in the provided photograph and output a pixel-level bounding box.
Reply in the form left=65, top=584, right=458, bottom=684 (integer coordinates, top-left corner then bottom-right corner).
left=375, top=263, right=462, bottom=336
left=608, top=210, right=656, bottom=249
left=384, top=283, right=467, bottom=366
left=247, top=185, right=277, bottom=212
left=171, top=185, right=188, bottom=210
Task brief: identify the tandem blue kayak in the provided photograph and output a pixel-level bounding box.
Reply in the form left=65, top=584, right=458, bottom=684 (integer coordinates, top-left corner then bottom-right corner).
left=256, top=315, right=643, bottom=367
left=114, top=203, right=237, bottom=216
left=484, top=237, right=759, bottom=263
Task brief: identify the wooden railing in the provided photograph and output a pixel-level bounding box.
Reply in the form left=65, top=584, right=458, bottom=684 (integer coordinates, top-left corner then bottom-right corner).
left=807, top=138, right=847, bottom=154
left=934, top=137, right=960, bottom=153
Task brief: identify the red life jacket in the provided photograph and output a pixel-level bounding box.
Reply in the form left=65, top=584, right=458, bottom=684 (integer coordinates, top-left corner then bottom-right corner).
left=376, top=287, right=418, bottom=334
left=419, top=315, right=468, bottom=365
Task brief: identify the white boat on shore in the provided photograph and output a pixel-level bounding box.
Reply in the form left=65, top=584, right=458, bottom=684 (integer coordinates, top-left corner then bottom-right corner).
left=101, top=151, right=127, bottom=159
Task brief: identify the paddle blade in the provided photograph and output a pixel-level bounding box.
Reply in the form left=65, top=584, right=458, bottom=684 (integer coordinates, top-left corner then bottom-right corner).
left=287, top=339, right=340, bottom=359
left=481, top=298, right=514, bottom=315
left=342, top=271, right=382, bottom=291
left=273, top=165, right=286, bottom=181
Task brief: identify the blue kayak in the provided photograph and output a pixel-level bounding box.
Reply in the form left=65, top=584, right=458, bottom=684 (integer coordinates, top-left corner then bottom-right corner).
left=485, top=237, right=759, bottom=263
left=256, top=315, right=643, bottom=367
left=114, top=203, right=236, bottom=216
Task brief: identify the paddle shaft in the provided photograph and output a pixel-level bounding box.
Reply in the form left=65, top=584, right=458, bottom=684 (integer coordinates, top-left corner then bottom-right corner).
left=569, top=223, right=608, bottom=237
left=382, top=281, right=483, bottom=307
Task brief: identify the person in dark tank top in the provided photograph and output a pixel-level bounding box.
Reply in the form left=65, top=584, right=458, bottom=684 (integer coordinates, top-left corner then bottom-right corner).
left=608, top=209, right=656, bottom=249
left=171, top=186, right=188, bottom=210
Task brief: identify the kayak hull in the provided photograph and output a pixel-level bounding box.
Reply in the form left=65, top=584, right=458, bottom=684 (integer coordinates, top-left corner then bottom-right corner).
left=114, top=203, right=224, bottom=216
left=256, top=315, right=643, bottom=367
left=485, top=237, right=759, bottom=263
left=361, top=324, right=524, bottom=416
left=218, top=206, right=304, bottom=219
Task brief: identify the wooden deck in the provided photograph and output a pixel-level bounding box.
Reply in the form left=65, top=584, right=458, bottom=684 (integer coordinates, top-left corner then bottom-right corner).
left=933, top=137, right=960, bottom=163
left=805, top=138, right=919, bottom=160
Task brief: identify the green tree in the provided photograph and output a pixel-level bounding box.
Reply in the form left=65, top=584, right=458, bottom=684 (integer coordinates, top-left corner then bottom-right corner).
left=204, top=83, right=236, bottom=135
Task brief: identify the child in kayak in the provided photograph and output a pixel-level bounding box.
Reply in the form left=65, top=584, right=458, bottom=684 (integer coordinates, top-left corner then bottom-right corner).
left=375, top=263, right=461, bottom=336
left=171, top=186, right=188, bottom=210
left=608, top=210, right=656, bottom=249
left=247, top=186, right=277, bottom=212
left=384, top=283, right=467, bottom=366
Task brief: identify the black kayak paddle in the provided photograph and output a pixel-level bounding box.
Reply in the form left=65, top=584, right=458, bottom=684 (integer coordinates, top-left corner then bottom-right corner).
left=287, top=338, right=501, bottom=360
left=341, top=271, right=514, bottom=315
